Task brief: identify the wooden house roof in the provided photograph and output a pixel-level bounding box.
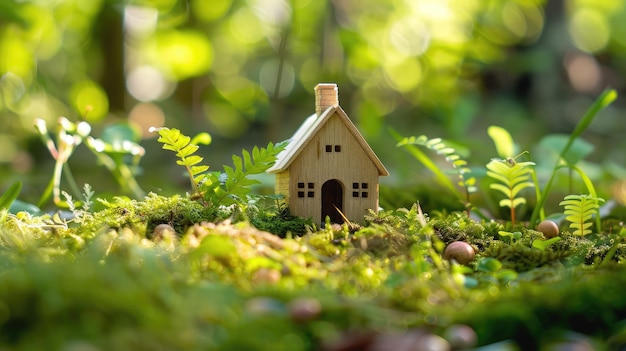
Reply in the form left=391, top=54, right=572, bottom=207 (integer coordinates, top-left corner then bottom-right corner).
left=267, top=105, right=389, bottom=176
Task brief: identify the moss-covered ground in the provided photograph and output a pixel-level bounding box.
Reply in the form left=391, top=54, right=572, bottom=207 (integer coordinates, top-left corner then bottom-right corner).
left=1, top=194, right=626, bottom=350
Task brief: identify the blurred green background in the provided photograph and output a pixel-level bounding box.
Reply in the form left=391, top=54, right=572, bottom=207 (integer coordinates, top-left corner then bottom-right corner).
left=1, top=0, right=626, bottom=211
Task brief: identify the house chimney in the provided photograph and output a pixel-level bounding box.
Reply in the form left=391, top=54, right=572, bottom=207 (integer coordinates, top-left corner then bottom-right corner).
left=315, top=83, right=338, bottom=116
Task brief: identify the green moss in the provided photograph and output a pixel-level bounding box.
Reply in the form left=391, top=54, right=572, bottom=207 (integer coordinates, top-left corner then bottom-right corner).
left=2, top=197, right=626, bottom=349
left=82, top=193, right=219, bottom=238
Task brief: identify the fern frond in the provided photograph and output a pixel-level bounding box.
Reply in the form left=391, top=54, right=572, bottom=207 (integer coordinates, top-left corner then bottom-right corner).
left=152, top=127, right=211, bottom=201
left=397, top=135, right=477, bottom=208
left=559, top=194, right=605, bottom=235
left=486, top=158, right=535, bottom=224
left=206, top=141, right=287, bottom=206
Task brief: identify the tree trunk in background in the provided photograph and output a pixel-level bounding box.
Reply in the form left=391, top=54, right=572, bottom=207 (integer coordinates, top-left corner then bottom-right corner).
left=96, top=3, right=126, bottom=114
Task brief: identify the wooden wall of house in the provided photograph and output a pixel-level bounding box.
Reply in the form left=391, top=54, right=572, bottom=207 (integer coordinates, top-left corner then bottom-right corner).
left=275, top=170, right=290, bottom=202
left=287, top=112, right=379, bottom=223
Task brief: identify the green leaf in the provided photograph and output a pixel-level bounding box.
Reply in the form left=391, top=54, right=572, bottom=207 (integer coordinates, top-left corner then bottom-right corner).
left=190, top=132, right=212, bottom=146
left=477, top=257, right=502, bottom=273
left=571, top=89, right=617, bottom=139
left=532, top=237, right=562, bottom=251
left=190, top=165, right=209, bottom=175
left=101, top=123, right=141, bottom=145
left=155, top=127, right=210, bottom=200
left=0, top=181, right=22, bottom=210
left=495, top=269, right=518, bottom=282
left=498, top=231, right=521, bottom=241
left=530, top=89, right=617, bottom=227
left=488, top=125, right=515, bottom=159
left=489, top=183, right=511, bottom=197
left=9, top=199, right=41, bottom=215
left=539, top=134, right=594, bottom=166
left=177, top=144, right=199, bottom=158
left=560, top=194, right=603, bottom=236
left=510, top=198, right=527, bottom=208
left=184, top=155, right=204, bottom=167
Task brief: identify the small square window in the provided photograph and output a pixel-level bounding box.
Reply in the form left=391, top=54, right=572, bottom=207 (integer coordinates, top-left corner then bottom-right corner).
left=334, top=145, right=341, bottom=152
left=325, top=145, right=332, bottom=152
left=352, top=191, right=359, bottom=197
left=307, top=191, right=314, bottom=197
left=308, top=183, right=314, bottom=189
left=352, top=183, right=359, bottom=189
left=297, top=182, right=304, bottom=188
left=362, top=192, right=368, bottom=198
left=362, top=183, right=368, bottom=189
left=298, top=191, right=305, bottom=198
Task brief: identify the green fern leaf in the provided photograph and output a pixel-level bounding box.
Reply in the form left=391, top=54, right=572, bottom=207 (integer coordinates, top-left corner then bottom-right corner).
left=486, top=157, right=535, bottom=224
left=397, top=135, right=477, bottom=207
left=559, top=194, right=604, bottom=235
left=154, top=127, right=211, bottom=201
left=205, top=141, right=286, bottom=206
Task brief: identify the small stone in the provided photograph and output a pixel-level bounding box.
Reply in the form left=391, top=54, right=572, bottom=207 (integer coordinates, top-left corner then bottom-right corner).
left=537, top=220, right=559, bottom=238
left=288, top=297, right=322, bottom=323
left=370, top=329, right=450, bottom=351
left=443, top=241, right=475, bottom=265
left=444, top=324, right=477, bottom=350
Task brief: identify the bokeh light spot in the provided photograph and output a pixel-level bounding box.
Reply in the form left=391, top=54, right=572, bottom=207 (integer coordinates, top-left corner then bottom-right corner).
left=230, top=7, right=265, bottom=44
left=124, top=5, right=158, bottom=37
left=569, top=8, right=610, bottom=53
left=0, top=36, right=34, bottom=85
left=384, top=59, right=423, bottom=92
left=564, top=52, right=601, bottom=93
left=192, top=0, right=232, bottom=22
left=214, top=76, right=264, bottom=109
left=0, top=73, right=26, bottom=111
left=502, top=2, right=527, bottom=39
left=155, top=30, right=213, bottom=80
left=128, top=103, right=165, bottom=138
left=126, top=66, right=175, bottom=102
left=69, top=80, right=109, bottom=122
left=390, top=18, right=431, bottom=57
left=204, top=102, right=250, bottom=138
left=251, top=0, right=292, bottom=27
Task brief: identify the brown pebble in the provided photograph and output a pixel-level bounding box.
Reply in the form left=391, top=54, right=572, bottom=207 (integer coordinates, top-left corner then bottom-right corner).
left=537, top=220, right=559, bottom=238
left=443, top=241, right=475, bottom=265
left=444, top=324, right=477, bottom=349
left=288, top=297, right=322, bottom=323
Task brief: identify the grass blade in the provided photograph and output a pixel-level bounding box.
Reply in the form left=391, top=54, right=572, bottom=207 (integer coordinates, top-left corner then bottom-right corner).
left=0, top=181, right=22, bottom=210
left=530, top=89, right=617, bottom=227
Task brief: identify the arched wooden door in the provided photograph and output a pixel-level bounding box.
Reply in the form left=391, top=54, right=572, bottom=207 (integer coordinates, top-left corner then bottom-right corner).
left=321, top=179, right=343, bottom=223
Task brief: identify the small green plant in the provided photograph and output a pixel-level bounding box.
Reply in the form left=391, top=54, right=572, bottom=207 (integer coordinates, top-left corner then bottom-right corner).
left=396, top=134, right=477, bottom=212
left=35, top=117, right=92, bottom=207
left=152, top=126, right=286, bottom=208
left=486, top=154, right=535, bottom=225
left=497, top=230, right=522, bottom=243
left=151, top=127, right=212, bottom=203
left=529, top=89, right=617, bottom=227
left=532, top=237, right=562, bottom=251
left=559, top=194, right=605, bottom=236
left=35, top=118, right=146, bottom=208
left=61, top=183, right=95, bottom=223
left=474, top=257, right=518, bottom=286
left=213, top=142, right=286, bottom=206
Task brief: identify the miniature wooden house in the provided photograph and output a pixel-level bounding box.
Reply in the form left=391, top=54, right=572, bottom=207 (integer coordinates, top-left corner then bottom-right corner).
left=267, top=83, right=389, bottom=223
